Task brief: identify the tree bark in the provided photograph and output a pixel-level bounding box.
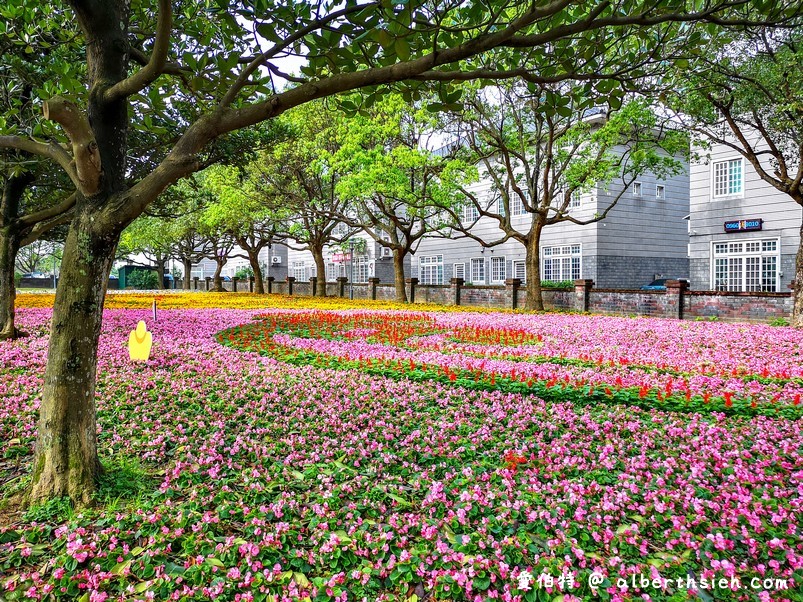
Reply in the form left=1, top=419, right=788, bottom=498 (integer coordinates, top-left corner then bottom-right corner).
left=28, top=212, right=115, bottom=505
left=393, top=248, right=408, bottom=303
left=182, top=258, right=193, bottom=290
left=792, top=220, right=803, bottom=326
left=524, top=220, right=545, bottom=311
left=312, top=245, right=327, bottom=297
left=212, top=258, right=226, bottom=292
left=246, top=249, right=264, bottom=294
left=155, top=257, right=166, bottom=290
left=0, top=227, right=21, bottom=340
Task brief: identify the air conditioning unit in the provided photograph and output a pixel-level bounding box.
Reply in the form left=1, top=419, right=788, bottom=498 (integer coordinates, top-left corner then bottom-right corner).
left=381, top=247, right=392, bottom=258
left=271, top=256, right=282, bottom=265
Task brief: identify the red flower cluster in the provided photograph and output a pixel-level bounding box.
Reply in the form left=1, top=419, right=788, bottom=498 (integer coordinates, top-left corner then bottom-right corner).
left=503, top=450, right=528, bottom=472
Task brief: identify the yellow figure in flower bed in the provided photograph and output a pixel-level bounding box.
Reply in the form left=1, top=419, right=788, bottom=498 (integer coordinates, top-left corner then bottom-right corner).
left=128, top=321, right=153, bottom=362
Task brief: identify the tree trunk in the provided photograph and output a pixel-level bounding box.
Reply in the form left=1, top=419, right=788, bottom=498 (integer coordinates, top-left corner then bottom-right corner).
left=28, top=214, right=116, bottom=505
left=182, top=258, right=192, bottom=290
left=393, top=248, right=408, bottom=303
left=0, top=227, right=21, bottom=340
left=212, top=258, right=226, bottom=292
left=247, top=249, right=264, bottom=294
left=524, top=221, right=545, bottom=311
left=792, top=221, right=803, bottom=326
left=312, top=246, right=327, bottom=297
left=155, top=258, right=166, bottom=290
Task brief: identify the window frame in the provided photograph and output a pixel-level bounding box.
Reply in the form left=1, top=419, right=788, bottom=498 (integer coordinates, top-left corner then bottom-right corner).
left=418, top=255, right=444, bottom=285
left=490, top=256, right=506, bottom=284
left=541, top=244, right=582, bottom=282
left=710, top=157, right=745, bottom=199
left=470, top=257, right=486, bottom=284
left=709, top=238, right=779, bottom=292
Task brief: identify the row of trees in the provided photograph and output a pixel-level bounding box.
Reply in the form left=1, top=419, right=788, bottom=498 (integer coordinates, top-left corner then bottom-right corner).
left=121, top=86, right=684, bottom=308
left=1, top=0, right=802, bottom=503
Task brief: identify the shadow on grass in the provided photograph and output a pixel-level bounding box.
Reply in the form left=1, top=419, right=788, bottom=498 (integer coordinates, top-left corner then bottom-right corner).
left=1, top=455, right=159, bottom=527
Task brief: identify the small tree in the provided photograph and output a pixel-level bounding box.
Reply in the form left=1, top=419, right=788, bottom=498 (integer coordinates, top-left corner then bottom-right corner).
left=202, top=165, right=278, bottom=294
left=119, top=216, right=176, bottom=290
left=261, top=101, right=354, bottom=296
left=333, top=95, right=472, bottom=302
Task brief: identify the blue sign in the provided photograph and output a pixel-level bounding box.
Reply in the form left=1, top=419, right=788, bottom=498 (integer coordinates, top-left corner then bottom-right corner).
left=724, top=219, right=763, bottom=233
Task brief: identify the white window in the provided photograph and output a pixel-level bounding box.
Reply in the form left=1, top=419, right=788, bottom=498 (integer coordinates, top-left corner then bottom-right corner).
left=542, top=244, right=581, bottom=282
left=462, top=201, right=479, bottom=224
left=712, top=239, right=778, bottom=292
left=632, top=182, right=642, bottom=197
left=656, top=184, right=665, bottom=200
left=352, top=257, right=370, bottom=283
left=452, top=262, right=465, bottom=280
left=419, top=255, right=443, bottom=285
left=470, top=258, right=485, bottom=284
left=333, top=223, right=349, bottom=238
left=712, top=158, right=743, bottom=198
left=511, top=192, right=526, bottom=216
left=569, top=191, right=581, bottom=208
left=496, top=195, right=506, bottom=217
left=292, top=261, right=307, bottom=281
left=513, top=260, right=526, bottom=282
left=491, top=256, right=506, bottom=283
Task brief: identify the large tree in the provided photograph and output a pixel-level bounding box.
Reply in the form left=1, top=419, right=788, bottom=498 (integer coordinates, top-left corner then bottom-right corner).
left=662, top=28, right=803, bottom=324
left=334, top=94, right=471, bottom=302
left=446, top=83, right=685, bottom=310
left=0, top=0, right=798, bottom=503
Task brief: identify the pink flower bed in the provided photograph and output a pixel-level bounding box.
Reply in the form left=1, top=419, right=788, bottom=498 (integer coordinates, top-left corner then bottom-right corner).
left=0, top=308, right=801, bottom=601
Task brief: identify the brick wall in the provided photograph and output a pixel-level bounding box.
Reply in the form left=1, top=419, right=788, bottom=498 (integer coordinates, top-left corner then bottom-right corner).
left=684, top=291, right=791, bottom=322
left=171, top=277, right=793, bottom=323
left=589, top=289, right=669, bottom=317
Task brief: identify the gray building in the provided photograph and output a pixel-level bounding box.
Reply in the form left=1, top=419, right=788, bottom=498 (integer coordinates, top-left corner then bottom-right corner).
left=688, top=142, right=800, bottom=292
left=412, top=151, right=690, bottom=290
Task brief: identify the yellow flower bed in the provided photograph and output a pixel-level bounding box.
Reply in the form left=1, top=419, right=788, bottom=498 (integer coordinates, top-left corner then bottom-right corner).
left=16, top=292, right=497, bottom=312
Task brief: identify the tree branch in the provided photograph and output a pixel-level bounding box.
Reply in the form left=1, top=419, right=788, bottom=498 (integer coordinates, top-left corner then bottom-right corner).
left=20, top=209, right=75, bottom=247
left=19, top=193, right=77, bottom=228
left=43, top=96, right=102, bottom=195
left=105, top=0, right=172, bottom=102
left=0, top=135, right=79, bottom=189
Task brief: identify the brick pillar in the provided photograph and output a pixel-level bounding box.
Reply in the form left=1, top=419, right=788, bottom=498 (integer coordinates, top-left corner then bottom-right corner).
left=310, top=276, right=317, bottom=297
left=335, top=276, right=347, bottom=297
left=286, top=276, right=295, bottom=295
left=574, top=279, right=593, bottom=312
left=204, top=276, right=211, bottom=291
left=665, top=279, right=688, bottom=320
left=232, top=277, right=240, bottom=292
left=249, top=276, right=254, bottom=293
left=450, top=277, right=464, bottom=306
left=369, top=277, right=380, bottom=300
left=193, top=276, right=199, bottom=290
left=505, top=278, right=522, bottom=310
left=406, top=277, right=419, bottom=304
left=267, top=276, right=274, bottom=294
